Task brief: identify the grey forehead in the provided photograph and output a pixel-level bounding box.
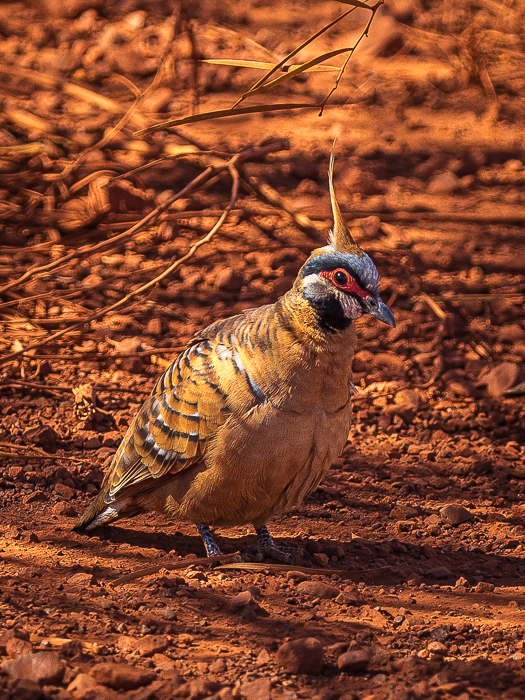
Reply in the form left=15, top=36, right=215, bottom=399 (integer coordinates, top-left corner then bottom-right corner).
left=352, top=252, right=380, bottom=293
left=301, top=250, right=381, bottom=295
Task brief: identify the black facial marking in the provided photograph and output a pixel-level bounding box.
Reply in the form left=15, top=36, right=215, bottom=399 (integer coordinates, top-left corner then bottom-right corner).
left=303, top=286, right=353, bottom=333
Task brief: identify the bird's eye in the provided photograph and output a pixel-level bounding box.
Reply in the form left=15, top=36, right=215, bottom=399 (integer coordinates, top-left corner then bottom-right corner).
left=334, top=269, right=349, bottom=286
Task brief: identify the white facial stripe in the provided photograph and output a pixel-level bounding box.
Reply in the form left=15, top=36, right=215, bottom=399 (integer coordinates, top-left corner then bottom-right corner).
left=302, top=273, right=324, bottom=288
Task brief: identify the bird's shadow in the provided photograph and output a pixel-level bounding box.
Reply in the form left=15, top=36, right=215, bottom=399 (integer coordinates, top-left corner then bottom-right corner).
left=69, top=521, right=525, bottom=589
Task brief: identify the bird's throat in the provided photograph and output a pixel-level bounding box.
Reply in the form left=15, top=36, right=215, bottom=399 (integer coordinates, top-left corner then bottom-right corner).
left=302, top=288, right=353, bottom=334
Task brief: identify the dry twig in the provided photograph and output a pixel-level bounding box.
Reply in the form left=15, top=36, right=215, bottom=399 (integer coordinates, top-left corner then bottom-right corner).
left=1, top=140, right=286, bottom=365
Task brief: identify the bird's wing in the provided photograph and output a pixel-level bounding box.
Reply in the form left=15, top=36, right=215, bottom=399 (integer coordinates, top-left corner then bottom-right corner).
left=103, top=338, right=231, bottom=502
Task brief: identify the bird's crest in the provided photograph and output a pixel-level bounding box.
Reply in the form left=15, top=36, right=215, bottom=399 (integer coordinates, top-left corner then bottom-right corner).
left=327, top=151, right=362, bottom=255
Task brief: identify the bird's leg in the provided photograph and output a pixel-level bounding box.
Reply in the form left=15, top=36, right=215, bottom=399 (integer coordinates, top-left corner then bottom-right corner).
left=196, top=523, right=222, bottom=557
left=244, top=524, right=309, bottom=565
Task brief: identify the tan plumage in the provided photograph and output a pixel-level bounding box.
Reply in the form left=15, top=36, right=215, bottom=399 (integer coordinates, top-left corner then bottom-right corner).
left=75, top=159, right=395, bottom=561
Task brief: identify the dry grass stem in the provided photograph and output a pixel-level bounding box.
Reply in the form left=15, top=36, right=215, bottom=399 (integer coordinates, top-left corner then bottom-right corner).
left=1, top=140, right=290, bottom=365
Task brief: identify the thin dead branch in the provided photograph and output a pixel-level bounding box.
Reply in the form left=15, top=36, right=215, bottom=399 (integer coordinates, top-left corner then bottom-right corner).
left=111, top=555, right=388, bottom=587
left=1, top=140, right=283, bottom=365
left=318, top=1, right=383, bottom=115
left=0, top=140, right=288, bottom=300
left=133, top=103, right=314, bottom=136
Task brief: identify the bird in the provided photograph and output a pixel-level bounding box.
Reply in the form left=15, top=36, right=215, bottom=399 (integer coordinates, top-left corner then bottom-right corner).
left=74, top=155, right=395, bottom=563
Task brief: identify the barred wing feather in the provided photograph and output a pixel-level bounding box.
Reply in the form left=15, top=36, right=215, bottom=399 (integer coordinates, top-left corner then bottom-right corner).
left=104, top=341, right=230, bottom=501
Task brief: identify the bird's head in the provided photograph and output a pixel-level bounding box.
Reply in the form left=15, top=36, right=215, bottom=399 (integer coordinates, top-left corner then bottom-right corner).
left=293, top=155, right=395, bottom=334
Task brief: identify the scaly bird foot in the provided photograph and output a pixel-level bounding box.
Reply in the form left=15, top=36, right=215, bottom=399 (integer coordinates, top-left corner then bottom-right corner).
left=243, top=525, right=310, bottom=565
left=196, top=523, right=222, bottom=557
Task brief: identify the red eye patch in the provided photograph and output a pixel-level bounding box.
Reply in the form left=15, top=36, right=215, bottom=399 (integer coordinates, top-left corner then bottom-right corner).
left=319, top=269, right=369, bottom=299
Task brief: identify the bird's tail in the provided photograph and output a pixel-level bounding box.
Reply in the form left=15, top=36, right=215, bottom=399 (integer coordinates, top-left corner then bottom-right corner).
left=73, top=489, right=120, bottom=532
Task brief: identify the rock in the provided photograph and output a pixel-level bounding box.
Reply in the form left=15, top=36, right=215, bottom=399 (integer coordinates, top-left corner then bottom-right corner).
left=23, top=424, right=58, bottom=448
left=483, top=362, right=520, bottom=396
left=8, top=466, right=24, bottom=481
left=241, top=677, right=271, bottom=700
left=10, top=679, right=43, bottom=700
left=440, top=504, right=473, bottom=526
left=447, top=378, right=478, bottom=398
left=60, top=639, right=84, bottom=658
left=337, top=648, right=371, bottom=673
left=427, top=171, right=461, bottom=195
left=2, top=652, right=65, bottom=685
left=276, top=637, right=324, bottom=675
left=389, top=505, right=419, bottom=520
left=101, top=432, right=122, bottom=448
left=67, top=672, right=108, bottom=699
left=146, top=317, right=164, bottom=336
left=162, top=608, right=177, bottom=621
left=186, top=678, right=221, bottom=698
left=395, top=388, right=422, bottom=409
left=475, top=581, right=495, bottom=593
left=139, top=615, right=159, bottom=634
left=69, top=572, right=97, bottom=586
left=256, top=648, right=271, bottom=665
left=427, top=641, right=446, bottom=655
left=209, top=657, right=227, bottom=673
left=311, top=552, right=330, bottom=567
left=500, top=324, right=525, bottom=343
left=136, top=635, right=169, bottom=657
left=214, top=267, right=244, bottom=292
left=55, top=482, right=75, bottom=499
left=6, top=637, right=33, bottom=658
left=116, top=636, right=137, bottom=654
left=23, top=491, right=49, bottom=504
left=230, top=591, right=264, bottom=617
left=341, top=166, right=379, bottom=195
left=359, top=606, right=389, bottom=629
left=422, top=544, right=437, bottom=558
left=52, top=502, right=78, bottom=517
left=230, top=590, right=260, bottom=613
left=115, top=337, right=143, bottom=354
left=297, top=580, right=340, bottom=599
left=335, top=589, right=361, bottom=606
left=286, top=570, right=309, bottom=583
left=152, top=653, right=177, bottom=671
left=430, top=633, right=450, bottom=651
left=0, top=629, right=17, bottom=653
left=90, top=663, right=156, bottom=690
left=373, top=352, right=405, bottom=376
left=428, top=566, right=451, bottom=580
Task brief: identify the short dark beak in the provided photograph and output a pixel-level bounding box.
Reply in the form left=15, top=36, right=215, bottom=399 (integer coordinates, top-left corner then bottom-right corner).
left=363, top=297, right=395, bottom=327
